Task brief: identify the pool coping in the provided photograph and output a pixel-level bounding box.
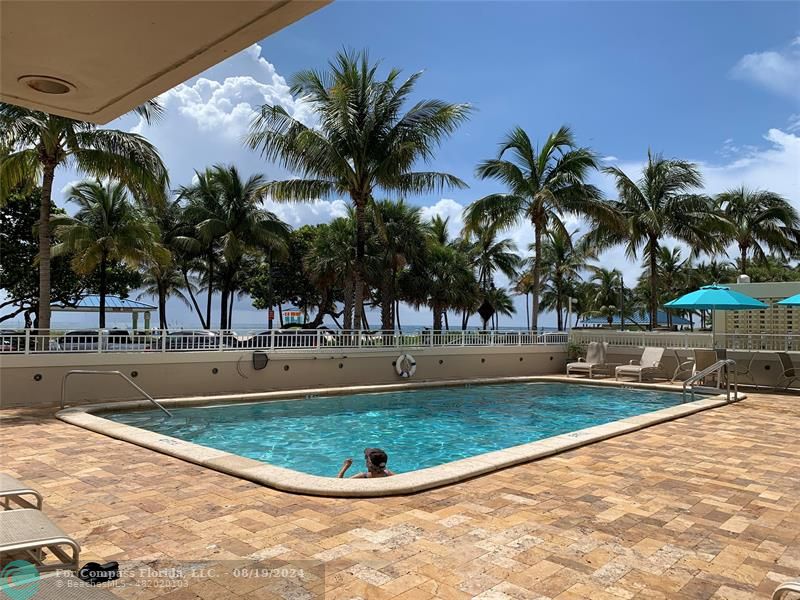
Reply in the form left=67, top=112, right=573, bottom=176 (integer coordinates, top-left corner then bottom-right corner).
left=55, top=376, right=742, bottom=497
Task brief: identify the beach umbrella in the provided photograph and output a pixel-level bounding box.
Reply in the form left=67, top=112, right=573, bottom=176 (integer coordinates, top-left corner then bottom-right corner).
left=777, top=293, right=800, bottom=306
left=664, top=284, right=767, bottom=348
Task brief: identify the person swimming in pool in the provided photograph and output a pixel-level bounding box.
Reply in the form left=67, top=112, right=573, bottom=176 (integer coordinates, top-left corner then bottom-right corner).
left=338, top=448, right=395, bottom=478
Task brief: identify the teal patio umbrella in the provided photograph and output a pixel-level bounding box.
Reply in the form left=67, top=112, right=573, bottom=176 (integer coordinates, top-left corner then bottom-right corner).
left=664, top=284, right=767, bottom=348
left=777, top=293, right=800, bottom=306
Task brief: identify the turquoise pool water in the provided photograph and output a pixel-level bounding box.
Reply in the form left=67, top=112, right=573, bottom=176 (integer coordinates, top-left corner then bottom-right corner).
left=105, top=383, right=684, bottom=477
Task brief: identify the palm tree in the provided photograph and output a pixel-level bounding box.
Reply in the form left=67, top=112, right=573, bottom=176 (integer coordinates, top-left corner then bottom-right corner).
left=306, top=217, right=357, bottom=329
left=181, top=165, right=289, bottom=329
left=715, top=186, right=799, bottom=275
left=464, top=126, right=606, bottom=332
left=139, top=197, right=197, bottom=328
left=601, top=151, right=725, bottom=329
left=512, top=271, right=535, bottom=330
left=247, top=49, right=471, bottom=330
left=401, top=219, right=478, bottom=332
left=539, top=230, right=592, bottom=331
left=0, top=104, right=167, bottom=329
left=482, top=286, right=516, bottom=330
left=51, top=180, right=160, bottom=327
left=464, top=223, right=521, bottom=292
left=587, top=266, right=622, bottom=326
left=371, top=199, right=426, bottom=331
left=650, top=246, right=689, bottom=328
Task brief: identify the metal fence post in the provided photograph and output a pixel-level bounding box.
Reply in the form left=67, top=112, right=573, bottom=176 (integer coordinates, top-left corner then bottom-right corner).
left=161, top=329, right=166, bottom=353
left=24, top=329, right=30, bottom=354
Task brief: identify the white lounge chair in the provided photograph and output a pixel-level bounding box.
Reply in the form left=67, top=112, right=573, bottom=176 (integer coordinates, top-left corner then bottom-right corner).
left=0, top=508, right=80, bottom=572
left=567, top=342, right=609, bottom=378
left=0, top=473, right=43, bottom=510
left=615, top=347, right=665, bottom=382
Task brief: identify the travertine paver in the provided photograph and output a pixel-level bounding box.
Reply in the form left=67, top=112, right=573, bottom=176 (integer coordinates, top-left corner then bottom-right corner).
left=1, top=391, right=798, bottom=599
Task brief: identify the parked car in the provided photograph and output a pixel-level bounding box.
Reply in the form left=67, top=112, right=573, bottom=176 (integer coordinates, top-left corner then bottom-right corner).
left=50, top=329, right=148, bottom=352
left=163, top=330, right=234, bottom=350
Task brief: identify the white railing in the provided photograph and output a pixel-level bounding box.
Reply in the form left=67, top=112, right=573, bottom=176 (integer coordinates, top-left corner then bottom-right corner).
left=569, top=329, right=800, bottom=352
left=0, top=328, right=569, bottom=354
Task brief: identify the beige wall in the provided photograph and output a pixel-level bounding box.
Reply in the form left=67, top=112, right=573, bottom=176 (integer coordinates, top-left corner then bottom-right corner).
left=0, top=346, right=567, bottom=409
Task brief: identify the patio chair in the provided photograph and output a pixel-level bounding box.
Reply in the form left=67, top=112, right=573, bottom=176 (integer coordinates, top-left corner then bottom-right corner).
left=0, top=508, right=80, bottom=572
left=0, top=473, right=43, bottom=510
left=566, top=341, right=609, bottom=378
left=615, top=347, right=665, bottom=382
left=15, top=571, right=120, bottom=599
left=776, top=352, right=800, bottom=389
left=733, top=353, right=759, bottom=389
left=693, top=349, right=721, bottom=387
left=670, top=349, right=695, bottom=383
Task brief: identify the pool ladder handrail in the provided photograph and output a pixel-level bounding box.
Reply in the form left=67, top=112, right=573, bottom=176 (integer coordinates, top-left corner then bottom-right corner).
left=682, top=359, right=738, bottom=403
left=772, top=579, right=800, bottom=600
left=61, top=370, right=173, bottom=417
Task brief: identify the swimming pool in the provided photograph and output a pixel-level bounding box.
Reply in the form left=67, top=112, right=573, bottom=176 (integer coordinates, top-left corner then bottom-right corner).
left=105, top=382, right=686, bottom=477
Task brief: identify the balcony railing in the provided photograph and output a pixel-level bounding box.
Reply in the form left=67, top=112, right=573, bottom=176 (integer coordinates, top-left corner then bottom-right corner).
left=0, top=328, right=570, bottom=354
left=570, top=330, right=800, bottom=351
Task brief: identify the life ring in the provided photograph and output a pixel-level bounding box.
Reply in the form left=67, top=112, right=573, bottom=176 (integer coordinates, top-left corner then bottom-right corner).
left=395, top=353, right=417, bottom=378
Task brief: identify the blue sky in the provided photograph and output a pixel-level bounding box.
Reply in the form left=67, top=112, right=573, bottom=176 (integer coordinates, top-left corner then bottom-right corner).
left=35, top=1, right=800, bottom=329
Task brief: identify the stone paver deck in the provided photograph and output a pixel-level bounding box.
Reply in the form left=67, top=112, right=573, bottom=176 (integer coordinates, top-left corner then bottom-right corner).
left=1, top=391, right=798, bottom=599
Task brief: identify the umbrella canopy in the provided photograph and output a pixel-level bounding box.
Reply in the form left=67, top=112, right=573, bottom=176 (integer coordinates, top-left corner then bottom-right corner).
left=777, top=293, right=800, bottom=306
left=664, top=285, right=767, bottom=310
left=665, top=285, right=767, bottom=349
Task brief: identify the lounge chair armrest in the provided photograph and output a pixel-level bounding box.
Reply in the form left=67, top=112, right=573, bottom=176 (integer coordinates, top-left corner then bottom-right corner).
left=577, top=357, right=586, bottom=362
left=628, top=359, right=640, bottom=365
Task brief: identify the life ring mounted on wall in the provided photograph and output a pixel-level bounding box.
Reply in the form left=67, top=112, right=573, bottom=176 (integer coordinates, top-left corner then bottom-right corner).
left=395, top=353, right=417, bottom=378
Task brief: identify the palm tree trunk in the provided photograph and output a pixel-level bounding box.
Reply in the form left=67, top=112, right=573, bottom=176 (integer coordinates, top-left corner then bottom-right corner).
left=37, top=161, right=57, bottom=331
left=395, top=299, right=402, bottom=333
left=556, top=291, right=564, bottom=331
left=228, top=293, right=234, bottom=328
left=531, top=217, right=542, bottom=333
left=343, top=278, right=354, bottom=330
left=352, top=195, right=367, bottom=330
left=739, top=244, right=748, bottom=275
left=648, top=237, right=658, bottom=330
left=158, top=282, right=167, bottom=329
left=525, top=293, right=530, bottom=330
left=444, top=311, right=449, bottom=331
left=205, top=252, right=214, bottom=329
left=433, top=302, right=443, bottom=332
left=220, top=285, right=229, bottom=329
left=181, top=268, right=206, bottom=328
left=99, top=253, right=107, bottom=328
left=380, top=272, right=393, bottom=331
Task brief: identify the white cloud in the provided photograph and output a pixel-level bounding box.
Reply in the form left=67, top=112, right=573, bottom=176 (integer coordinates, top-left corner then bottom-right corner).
left=263, top=198, right=349, bottom=227
left=730, top=37, right=800, bottom=98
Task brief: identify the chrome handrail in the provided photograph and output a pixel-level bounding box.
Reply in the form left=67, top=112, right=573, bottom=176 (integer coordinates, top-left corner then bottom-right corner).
left=682, top=359, right=738, bottom=403
left=61, top=370, right=172, bottom=416
left=772, top=580, right=800, bottom=600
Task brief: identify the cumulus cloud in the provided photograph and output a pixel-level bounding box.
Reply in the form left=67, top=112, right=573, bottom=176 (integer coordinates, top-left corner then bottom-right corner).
left=730, top=36, right=800, bottom=98
left=263, top=198, right=349, bottom=227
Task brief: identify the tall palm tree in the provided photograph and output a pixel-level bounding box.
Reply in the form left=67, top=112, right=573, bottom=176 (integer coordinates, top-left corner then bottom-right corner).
left=587, top=266, right=622, bottom=326
left=181, top=165, right=289, bottom=329
left=0, top=104, right=167, bottom=329
left=401, top=220, right=478, bottom=332
left=306, top=217, right=357, bottom=329
left=139, top=197, right=197, bottom=328
left=51, top=180, right=160, bottom=327
left=539, top=229, right=592, bottom=331
left=715, top=186, right=799, bottom=275
left=247, top=49, right=471, bottom=330
left=512, top=271, right=535, bottom=330
left=464, top=223, right=521, bottom=292
left=371, top=199, right=426, bottom=331
left=601, top=151, right=725, bottom=329
left=464, top=126, right=606, bottom=332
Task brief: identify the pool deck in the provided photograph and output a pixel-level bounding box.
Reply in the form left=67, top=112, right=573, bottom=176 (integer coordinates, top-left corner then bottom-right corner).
left=1, top=384, right=799, bottom=599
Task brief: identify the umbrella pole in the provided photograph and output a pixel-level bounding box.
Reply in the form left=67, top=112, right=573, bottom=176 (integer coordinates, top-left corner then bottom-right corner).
left=711, top=308, right=715, bottom=349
